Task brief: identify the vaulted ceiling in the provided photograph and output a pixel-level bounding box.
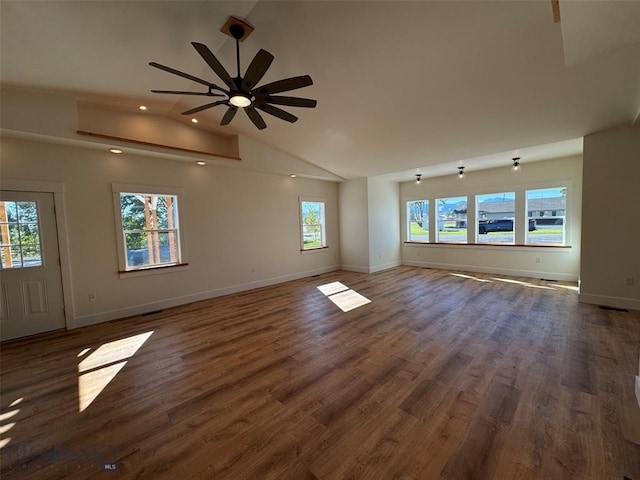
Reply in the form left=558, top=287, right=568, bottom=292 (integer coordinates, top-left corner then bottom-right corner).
left=1, top=1, right=639, bottom=180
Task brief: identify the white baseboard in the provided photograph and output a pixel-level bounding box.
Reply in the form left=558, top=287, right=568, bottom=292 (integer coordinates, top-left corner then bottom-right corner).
left=73, top=264, right=341, bottom=328
left=341, top=261, right=401, bottom=274
left=340, top=264, right=370, bottom=274
left=578, top=293, right=640, bottom=312
left=402, top=260, right=579, bottom=282
left=369, top=260, right=402, bottom=274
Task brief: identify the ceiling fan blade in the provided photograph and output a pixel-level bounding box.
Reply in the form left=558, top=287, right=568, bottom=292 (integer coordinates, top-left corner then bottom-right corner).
left=191, top=42, right=236, bottom=90
left=151, top=90, right=225, bottom=97
left=256, top=75, right=313, bottom=95
left=181, top=100, right=227, bottom=116
left=221, top=106, right=238, bottom=125
left=255, top=103, right=298, bottom=123
left=241, top=49, right=274, bottom=92
left=245, top=107, right=267, bottom=130
left=265, top=95, right=317, bottom=108
left=149, top=62, right=216, bottom=88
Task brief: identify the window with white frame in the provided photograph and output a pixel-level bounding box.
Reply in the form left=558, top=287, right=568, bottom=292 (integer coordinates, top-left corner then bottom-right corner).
left=436, top=196, right=467, bottom=243
left=113, top=185, right=184, bottom=271
left=407, top=200, right=429, bottom=242
left=526, top=187, right=567, bottom=245
left=300, top=198, right=326, bottom=250
left=476, top=192, right=515, bottom=244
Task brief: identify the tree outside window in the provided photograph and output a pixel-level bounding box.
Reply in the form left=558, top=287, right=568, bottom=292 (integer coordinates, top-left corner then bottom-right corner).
left=119, top=193, right=181, bottom=269
left=300, top=200, right=326, bottom=250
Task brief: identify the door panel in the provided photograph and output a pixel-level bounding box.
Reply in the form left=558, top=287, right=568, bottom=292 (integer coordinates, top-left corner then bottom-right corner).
left=0, top=191, right=65, bottom=340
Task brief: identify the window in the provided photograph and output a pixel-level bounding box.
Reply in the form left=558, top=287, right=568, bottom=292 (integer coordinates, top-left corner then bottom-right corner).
left=407, top=200, right=429, bottom=242
left=0, top=201, right=42, bottom=268
left=436, top=196, right=467, bottom=243
left=526, top=187, right=566, bottom=245
left=300, top=199, right=326, bottom=250
left=476, top=192, right=515, bottom=244
left=113, top=185, right=184, bottom=271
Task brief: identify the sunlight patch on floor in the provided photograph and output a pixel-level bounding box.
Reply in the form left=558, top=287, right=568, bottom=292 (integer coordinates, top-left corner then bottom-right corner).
left=316, top=281, right=350, bottom=296
left=328, top=289, right=371, bottom=312
left=490, top=277, right=555, bottom=290
left=450, top=273, right=492, bottom=283
left=0, top=398, right=22, bottom=450
left=549, top=283, right=579, bottom=292
left=78, top=331, right=153, bottom=412
left=317, top=281, right=371, bottom=312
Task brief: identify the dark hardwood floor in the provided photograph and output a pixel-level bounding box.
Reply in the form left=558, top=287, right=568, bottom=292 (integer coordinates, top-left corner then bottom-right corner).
left=1, top=266, right=639, bottom=479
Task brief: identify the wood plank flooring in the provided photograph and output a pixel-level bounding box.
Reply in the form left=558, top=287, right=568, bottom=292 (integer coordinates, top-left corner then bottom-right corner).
left=1, top=266, right=639, bottom=479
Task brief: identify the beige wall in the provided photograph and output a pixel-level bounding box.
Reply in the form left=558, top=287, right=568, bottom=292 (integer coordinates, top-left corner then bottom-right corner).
left=0, top=136, right=339, bottom=327
left=367, top=177, right=401, bottom=272
left=580, top=126, right=640, bottom=310
left=339, top=178, right=369, bottom=272
left=400, top=155, right=583, bottom=281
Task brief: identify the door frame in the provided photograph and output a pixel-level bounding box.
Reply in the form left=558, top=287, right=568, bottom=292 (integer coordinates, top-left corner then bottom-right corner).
left=1, top=178, right=75, bottom=329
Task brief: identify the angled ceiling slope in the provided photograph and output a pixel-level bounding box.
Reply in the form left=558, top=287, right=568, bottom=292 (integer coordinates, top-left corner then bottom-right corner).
left=1, top=1, right=639, bottom=180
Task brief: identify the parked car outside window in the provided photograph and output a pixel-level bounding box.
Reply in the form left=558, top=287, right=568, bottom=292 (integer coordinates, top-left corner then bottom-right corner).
left=478, top=219, right=536, bottom=234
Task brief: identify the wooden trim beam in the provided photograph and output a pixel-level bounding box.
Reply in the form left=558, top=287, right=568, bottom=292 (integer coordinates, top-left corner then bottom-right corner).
left=76, top=130, right=241, bottom=161
left=551, top=0, right=561, bottom=23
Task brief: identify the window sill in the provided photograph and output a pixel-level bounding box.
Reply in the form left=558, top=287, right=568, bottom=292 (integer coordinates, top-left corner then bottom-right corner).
left=300, top=246, right=329, bottom=254
left=118, top=263, right=189, bottom=278
left=404, top=242, right=571, bottom=249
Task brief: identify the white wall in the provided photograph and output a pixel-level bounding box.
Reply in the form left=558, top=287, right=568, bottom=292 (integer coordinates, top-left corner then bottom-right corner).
left=0, top=136, right=340, bottom=327
left=400, top=155, right=583, bottom=281
left=338, top=178, right=369, bottom=273
left=580, top=126, right=640, bottom=310
left=367, top=177, right=401, bottom=272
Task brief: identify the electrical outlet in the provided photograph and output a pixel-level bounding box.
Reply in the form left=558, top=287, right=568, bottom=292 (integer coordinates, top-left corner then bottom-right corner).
left=625, top=277, right=635, bottom=286
left=535, top=257, right=541, bottom=264
left=88, top=292, right=96, bottom=301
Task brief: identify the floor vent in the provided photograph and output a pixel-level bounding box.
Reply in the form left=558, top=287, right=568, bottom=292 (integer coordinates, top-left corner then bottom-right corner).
left=599, top=305, right=629, bottom=313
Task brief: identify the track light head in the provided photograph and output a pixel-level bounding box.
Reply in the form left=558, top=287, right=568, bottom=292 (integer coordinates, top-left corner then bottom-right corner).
left=458, top=166, right=465, bottom=178
left=512, top=157, right=521, bottom=171
left=415, top=173, right=422, bottom=184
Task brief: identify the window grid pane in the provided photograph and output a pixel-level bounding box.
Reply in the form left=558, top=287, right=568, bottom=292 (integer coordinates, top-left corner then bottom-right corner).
left=407, top=200, right=429, bottom=242
left=526, top=187, right=566, bottom=245
left=119, top=193, right=181, bottom=270
left=0, top=201, right=42, bottom=269
left=436, top=196, right=467, bottom=243
left=476, top=192, right=515, bottom=244
left=301, top=201, right=326, bottom=250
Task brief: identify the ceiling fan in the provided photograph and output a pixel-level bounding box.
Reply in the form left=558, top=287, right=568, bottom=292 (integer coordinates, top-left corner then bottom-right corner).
left=149, top=16, right=316, bottom=130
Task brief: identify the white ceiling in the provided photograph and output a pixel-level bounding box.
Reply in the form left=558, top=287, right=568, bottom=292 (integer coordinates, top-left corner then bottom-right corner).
left=1, top=1, right=639, bottom=181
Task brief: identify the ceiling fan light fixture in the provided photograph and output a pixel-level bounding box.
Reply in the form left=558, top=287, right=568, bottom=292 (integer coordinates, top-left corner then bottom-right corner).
left=149, top=16, right=315, bottom=129
left=229, top=93, right=251, bottom=108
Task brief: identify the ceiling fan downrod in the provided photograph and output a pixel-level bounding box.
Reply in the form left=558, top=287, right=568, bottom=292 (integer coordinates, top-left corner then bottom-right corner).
left=229, top=24, right=245, bottom=80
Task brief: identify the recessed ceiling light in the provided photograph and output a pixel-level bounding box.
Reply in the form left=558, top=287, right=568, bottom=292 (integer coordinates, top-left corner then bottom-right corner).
left=290, top=174, right=297, bottom=178
left=196, top=161, right=206, bottom=166
left=191, top=118, right=198, bottom=124
left=109, top=148, right=123, bottom=154
left=138, top=105, right=147, bottom=111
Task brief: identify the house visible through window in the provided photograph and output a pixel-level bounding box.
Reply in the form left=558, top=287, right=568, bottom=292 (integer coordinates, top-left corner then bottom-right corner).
left=526, top=187, right=567, bottom=245
left=300, top=199, right=326, bottom=250
left=436, top=196, right=467, bottom=243
left=116, top=191, right=181, bottom=270
left=476, top=192, right=515, bottom=244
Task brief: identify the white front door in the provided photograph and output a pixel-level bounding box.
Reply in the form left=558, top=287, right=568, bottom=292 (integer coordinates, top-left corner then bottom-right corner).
left=0, top=191, right=66, bottom=341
